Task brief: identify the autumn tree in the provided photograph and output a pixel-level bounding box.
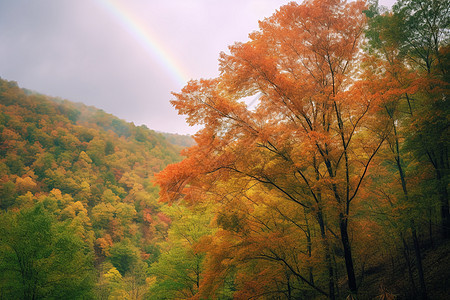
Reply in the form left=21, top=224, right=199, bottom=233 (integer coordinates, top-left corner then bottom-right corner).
left=193, top=178, right=330, bottom=299
left=157, top=0, right=389, bottom=297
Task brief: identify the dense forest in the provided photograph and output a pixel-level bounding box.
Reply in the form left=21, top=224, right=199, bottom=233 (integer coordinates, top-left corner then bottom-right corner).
left=0, top=77, right=192, bottom=298
left=0, top=0, right=449, bottom=299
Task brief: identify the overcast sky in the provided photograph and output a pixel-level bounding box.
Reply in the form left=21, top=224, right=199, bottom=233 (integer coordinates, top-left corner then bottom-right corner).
left=0, top=0, right=395, bottom=135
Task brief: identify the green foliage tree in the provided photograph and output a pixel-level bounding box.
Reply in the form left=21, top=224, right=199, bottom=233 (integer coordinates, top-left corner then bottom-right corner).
left=0, top=180, right=16, bottom=210
left=147, top=204, right=211, bottom=299
left=390, top=0, right=450, bottom=239
left=363, top=0, right=449, bottom=298
left=0, top=204, right=94, bottom=299
left=109, top=239, right=140, bottom=275
left=97, top=263, right=131, bottom=300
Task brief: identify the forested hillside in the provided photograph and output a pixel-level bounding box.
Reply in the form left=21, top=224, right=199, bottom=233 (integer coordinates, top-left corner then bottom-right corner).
left=0, top=78, right=189, bottom=299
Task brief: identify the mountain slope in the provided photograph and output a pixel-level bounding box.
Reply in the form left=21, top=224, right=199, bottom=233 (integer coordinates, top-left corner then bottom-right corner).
left=0, top=78, right=182, bottom=298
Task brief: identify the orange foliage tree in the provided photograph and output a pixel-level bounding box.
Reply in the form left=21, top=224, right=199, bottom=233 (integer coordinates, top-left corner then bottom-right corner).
left=157, top=0, right=389, bottom=297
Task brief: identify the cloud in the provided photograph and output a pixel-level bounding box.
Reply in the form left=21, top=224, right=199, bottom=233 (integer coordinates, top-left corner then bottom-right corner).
left=0, top=0, right=296, bottom=134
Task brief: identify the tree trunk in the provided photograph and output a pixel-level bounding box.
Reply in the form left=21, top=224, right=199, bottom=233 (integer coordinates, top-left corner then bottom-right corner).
left=401, top=236, right=417, bottom=299
left=305, top=214, right=314, bottom=285
left=339, top=214, right=357, bottom=295
left=411, top=223, right=427, bottom=300
left=392, top=117, right=427, bottom=299
left=436, top=168, right=450, bottom=239
left=317, top=208, right=335, bottom=300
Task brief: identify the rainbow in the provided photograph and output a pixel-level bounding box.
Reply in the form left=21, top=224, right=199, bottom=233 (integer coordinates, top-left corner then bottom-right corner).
left=96, top=0, right=189, bottom=86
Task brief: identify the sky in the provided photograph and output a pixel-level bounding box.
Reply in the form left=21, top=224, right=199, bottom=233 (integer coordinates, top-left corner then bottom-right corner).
left=0, top=0, right=396, bottom=135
